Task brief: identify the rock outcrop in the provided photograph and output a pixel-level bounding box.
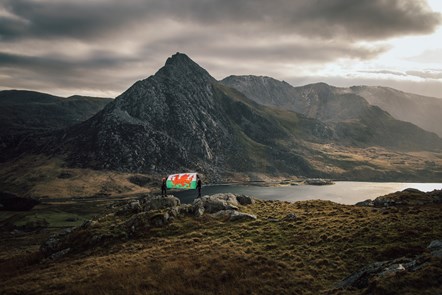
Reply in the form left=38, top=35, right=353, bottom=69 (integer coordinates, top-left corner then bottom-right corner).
left=40, top=193, right=256, bottom=258
left=25, top=53, right=327, bottom=179
left=355, top=188, right=442, bottom=207
left=191, top=193, right=257, bottom=220
left=304, top=178, right=334, bottom=185
left=337, top=240, right=442, bottom=290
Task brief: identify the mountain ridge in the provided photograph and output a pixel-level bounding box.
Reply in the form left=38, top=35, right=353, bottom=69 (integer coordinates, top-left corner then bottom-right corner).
left=221, top=75, right=442, bottom=150
left=2, top=53, right=442, bottom=181
left=51, top=53, right=330, bottom=179
left=222, top=75, right=442, bottom=137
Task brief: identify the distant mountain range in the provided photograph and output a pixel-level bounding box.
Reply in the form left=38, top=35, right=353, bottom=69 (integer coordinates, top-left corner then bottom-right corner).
left=1, top=53, right=441, bottom=181
left=222, top=75, right=442, bottom=137
left=222, top=76, right=442, bottom=149
left=44, top=53, right=331, bottom=178
left=350, top=86, right=442, bottom=137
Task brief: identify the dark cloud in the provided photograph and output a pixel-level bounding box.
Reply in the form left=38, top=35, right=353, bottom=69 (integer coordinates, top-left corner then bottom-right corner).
left=0, top=0, right=441, bottom=97
left=0, top=51, right=143, bottom=96
left=1, top=0, right=440, bottom=41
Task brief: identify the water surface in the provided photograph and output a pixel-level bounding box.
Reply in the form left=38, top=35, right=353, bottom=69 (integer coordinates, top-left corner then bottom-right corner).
left=173, top=182, right=442, bottom=204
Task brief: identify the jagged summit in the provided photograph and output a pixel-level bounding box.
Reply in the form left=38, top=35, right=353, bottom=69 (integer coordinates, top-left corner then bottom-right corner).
left=165, top=52, right=194, bottom=66
left=154, top=52, right=215, bottom=83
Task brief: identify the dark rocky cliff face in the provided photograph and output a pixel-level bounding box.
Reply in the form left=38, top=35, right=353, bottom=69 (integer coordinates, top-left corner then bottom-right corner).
left=0, top=90, right=112, bottom=160
left=0, top=90, right=112, bottom=132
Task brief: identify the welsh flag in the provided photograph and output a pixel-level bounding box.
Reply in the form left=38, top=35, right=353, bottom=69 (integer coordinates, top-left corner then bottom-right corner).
left=166, top=173, right=198, bottom=190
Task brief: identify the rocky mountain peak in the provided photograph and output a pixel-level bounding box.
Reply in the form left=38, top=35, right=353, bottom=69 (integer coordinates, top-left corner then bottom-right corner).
left=155, top=52, right=215, bottom=83
left=165, top=52, right=195, bottom=66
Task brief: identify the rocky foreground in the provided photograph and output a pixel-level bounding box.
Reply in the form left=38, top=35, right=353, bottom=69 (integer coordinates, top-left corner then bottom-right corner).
left=1, top=189, right=442, bottom=294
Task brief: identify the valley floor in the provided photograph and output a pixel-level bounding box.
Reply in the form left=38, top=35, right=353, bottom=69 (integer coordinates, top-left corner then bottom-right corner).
left=1, top=198, right=442, bottom=294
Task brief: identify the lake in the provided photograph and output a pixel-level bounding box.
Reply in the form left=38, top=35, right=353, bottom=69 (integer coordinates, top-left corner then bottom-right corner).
left=173, top=182, right=442, bottom=204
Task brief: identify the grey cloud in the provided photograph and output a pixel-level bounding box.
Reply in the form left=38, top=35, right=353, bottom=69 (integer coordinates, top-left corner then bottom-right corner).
left=406, top=70, right=442, bottom=79
left=0, top=51, right=142, bottom=96
left=358, top=70, right=407, bottom=76
left=357, top=69, right=442, bottom=79
left=0, top=0, right=441, bottom=97
left=1, top=0, right=440, bottom=42
left=0, top=51, right=138, bottom=73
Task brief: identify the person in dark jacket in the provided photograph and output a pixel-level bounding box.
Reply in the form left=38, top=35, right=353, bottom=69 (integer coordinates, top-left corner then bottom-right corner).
left=196, top=175, right=202, bottom=198
left=161, top=177, right=167, bottom=197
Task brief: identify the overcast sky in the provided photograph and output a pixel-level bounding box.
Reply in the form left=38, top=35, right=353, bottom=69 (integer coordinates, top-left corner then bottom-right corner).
left=1, top=0, right=441, bottom=98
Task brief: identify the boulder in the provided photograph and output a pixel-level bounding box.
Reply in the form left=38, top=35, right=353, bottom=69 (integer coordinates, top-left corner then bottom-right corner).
left=337, top=240, right=442, bottom=290
left=0, top=191, right=40, bottom=211
left=40, top=228, right=73, bottom=256
left=355, top=199, right=374, bottom=207
left=305, top=178, right=334, bottom=185
left=229, top=211, right=257, bottom=221
left=337, top=258, right=413, bottom=289
left=211, top=210, right=257, bottom=221
left=192, top=194, right=239, bottom=216
left=428, top=240, right=442, bottom=257
left=47, top=248, right=71, bottom=261
left=125, top=212, right=151, bottom=234
left=236, top=194, right=255, bottom=205
left=149, top=212, right=170, bottom=227
left=428, top=240, right=442, bottom=250
left=142, top=195, right=181, bottom=211
left=372, top=189, right=441, bottom=207
left=282, top=213, right=297, bottom=221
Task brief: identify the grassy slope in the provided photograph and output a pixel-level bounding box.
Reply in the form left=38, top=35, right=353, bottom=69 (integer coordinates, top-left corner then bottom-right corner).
left=1, top=199, right=441, bottom=294
left=0, top=155, right=153, bottom=198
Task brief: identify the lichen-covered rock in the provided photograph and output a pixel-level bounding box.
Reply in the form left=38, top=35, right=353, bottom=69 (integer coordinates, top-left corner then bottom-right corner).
left=142, top=195, right=181, bottom=211
left=305, top=178, right=334, bottom=185
left=337, top=240, right=442, bottom=290
left=229, top=211, right=257, bottom=221
left=428, top=240, right=442, bottom=257
left=40, top=228, right=73, bottom=256
left=236, top=194, right=255, bottom=205
left=40, top=193, right=257, bottom=257
left=355, top=199, right=374, bottom=207
left=47, top=248, right=71, bottom=261
left=192, top=194, right=239, bottom=216
left=372, top=188, right=442, bottom=207
left=210, top=210, right=257, bottom=222
left=149, top=212, right=170, bottom=227
left=337, top=258, right=413, bottom=289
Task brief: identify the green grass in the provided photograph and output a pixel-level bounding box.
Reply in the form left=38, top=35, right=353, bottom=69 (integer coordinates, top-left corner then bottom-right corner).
left=1, top=197, right=442, bottom=294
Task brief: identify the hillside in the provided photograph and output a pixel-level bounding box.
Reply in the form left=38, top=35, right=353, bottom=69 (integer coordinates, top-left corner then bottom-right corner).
left=41, top=53, right=334, bottom=179
left=0, top=90, right=112, bottom=159
left=222, top=76, right=442, bottom=151
left=350, top=86, right=442, bottom=137
left=2, top=54, right=442, bottom=184
left=0, top=90, right=112, bottom=132
left=1, top=191, right=441, bottom=294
